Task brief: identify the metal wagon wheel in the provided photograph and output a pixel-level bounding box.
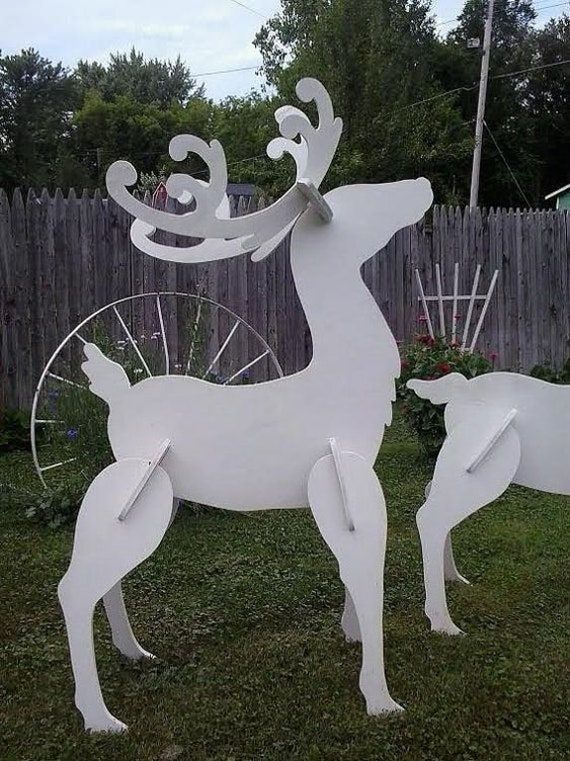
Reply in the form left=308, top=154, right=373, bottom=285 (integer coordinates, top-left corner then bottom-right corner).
left=31, top=292, right=283, bottom=488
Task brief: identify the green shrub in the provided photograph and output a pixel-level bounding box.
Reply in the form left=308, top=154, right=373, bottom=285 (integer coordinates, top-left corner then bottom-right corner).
left=0, top=408, right=34, bottom=453
left=529, top=358, right=570, bottom=384
left=25, top=479, right=85, bottom=529
left=397, top=335, right=493, bottom=459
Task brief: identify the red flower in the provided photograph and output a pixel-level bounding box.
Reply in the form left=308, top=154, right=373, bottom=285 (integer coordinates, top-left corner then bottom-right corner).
left=401, top=359, right=409, bottom=369
left=490, top=352, right=498, bottom=362
left=436, top=362, right=451, bottom=374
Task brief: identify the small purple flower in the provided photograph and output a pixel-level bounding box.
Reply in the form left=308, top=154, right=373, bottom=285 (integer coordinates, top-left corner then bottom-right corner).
left=66, top=427, right=79, bottom=440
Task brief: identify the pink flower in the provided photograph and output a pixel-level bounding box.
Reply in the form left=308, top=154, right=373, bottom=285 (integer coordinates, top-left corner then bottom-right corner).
left=418, top=315, right=427, bottom=322
left=490, top=352, right=498, bottom=362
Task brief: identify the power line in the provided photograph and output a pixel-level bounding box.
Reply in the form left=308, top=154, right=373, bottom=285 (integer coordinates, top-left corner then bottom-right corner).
left=491, top=58, right=570, bottom=79
left=194, top=65, right=260, bottom=77
left=226, top=0, right=268, bottom=19
left=436, top=0, right=569, bottom=27
left=483, top=120, right=532, bottom=206
left=400, top=58, right=570, bottom=113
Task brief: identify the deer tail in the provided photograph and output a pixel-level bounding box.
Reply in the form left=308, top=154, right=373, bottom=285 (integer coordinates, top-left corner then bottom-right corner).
left=406, top=373, right=467, bottom=405
left=81, top=343, right=131, bottom=407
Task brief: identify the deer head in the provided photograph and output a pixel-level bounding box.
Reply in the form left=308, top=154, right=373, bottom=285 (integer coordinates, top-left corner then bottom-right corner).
left=106, top=78, right=432, bottom=267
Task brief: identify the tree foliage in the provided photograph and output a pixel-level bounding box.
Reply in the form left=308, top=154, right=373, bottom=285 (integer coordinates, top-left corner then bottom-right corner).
left=0, top=3, right=568, bottom=207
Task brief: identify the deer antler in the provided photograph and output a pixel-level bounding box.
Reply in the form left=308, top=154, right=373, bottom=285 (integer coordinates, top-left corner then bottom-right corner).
left=106, top=78, right=342, bottom=262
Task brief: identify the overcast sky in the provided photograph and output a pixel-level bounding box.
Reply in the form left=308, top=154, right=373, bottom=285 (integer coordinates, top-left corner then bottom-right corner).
left=2, top=0, right=565, bottom=101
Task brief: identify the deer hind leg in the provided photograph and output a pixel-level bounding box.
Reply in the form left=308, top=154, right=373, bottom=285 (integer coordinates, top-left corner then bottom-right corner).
left=426, top=480, right=469, bottom=585
left=308, top=450, right=402, bottom=715
left=102, top=499, right=179, bottom=660
left=417, top=414, right=521, bottom=636
left=59, top=459, right=173, bottom=732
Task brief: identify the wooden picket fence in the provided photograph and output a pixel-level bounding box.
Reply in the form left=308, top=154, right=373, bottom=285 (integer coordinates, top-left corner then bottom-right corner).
left=0, top=187, right=568, bottom=411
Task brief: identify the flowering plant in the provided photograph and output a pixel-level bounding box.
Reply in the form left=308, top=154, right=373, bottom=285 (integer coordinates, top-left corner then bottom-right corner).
left=397, top=335, right=492, bottom=459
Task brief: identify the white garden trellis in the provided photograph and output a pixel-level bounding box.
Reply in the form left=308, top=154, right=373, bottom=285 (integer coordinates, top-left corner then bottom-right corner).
left=415, top=262, right=499, bottom=351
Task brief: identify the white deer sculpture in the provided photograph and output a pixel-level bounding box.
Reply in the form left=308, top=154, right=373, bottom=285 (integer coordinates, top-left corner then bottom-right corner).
left=408, top=372, right=569, bottom=636
left=57, top=78, right=433, bottom=732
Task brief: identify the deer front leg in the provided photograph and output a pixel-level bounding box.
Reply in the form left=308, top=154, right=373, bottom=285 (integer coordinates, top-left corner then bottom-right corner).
left=417, top=413, right=521, bottom=635
left=59, top=458, right=173, bottom=732
left=308, top=449, right=402, bottom=714
left=341, top=587, right=361, bottom=642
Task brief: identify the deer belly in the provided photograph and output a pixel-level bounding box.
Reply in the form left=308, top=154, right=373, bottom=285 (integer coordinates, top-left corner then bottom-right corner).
left=107, top=404, right=334, bottom=511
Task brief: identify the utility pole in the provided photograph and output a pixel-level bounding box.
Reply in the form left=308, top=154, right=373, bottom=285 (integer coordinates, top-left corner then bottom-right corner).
left=469, top=0, right=495, bottom=209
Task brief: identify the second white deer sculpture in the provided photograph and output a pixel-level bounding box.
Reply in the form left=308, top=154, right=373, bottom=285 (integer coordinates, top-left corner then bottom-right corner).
left=409, top=371, right=569, bottom=636
left=58, top=78, right=433, bottom=732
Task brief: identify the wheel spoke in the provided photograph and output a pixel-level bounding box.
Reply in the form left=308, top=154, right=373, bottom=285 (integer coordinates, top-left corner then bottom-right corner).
left=224, top=350, right=270, bottom=385
left=156, top=295, right=170, bottom=374
left=47, top=372, right=86, bottom=390
left=40, top=458, right=77, bottom=472
left=202, top=320, right=239, bottom=379
left=112, top=306, right=152, bottom=378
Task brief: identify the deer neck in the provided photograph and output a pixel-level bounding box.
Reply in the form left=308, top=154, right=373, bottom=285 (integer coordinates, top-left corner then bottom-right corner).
left=290, top=245, right=398, bottom=379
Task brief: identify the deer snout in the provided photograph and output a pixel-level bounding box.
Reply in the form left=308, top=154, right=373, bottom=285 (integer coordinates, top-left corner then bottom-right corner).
left=414, top=177, right=434, bottom=211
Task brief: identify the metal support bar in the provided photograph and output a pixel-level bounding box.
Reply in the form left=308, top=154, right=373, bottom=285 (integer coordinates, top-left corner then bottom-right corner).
left=419, top=294, right=487, bottom=303
left=329, top=438, right=355, bottom=531
left=415, top=269, right=435, bottom=339
left=465, top=409, right=517, bottom=473
left=435, top=263, right=445, bottom=336
left=468, top=269, right=499, bottom=353
left=118, top=439, right=171, bottom=521
left=461, top=264, right=482, bottom=350
left=297, top=178, right=333, bottom=222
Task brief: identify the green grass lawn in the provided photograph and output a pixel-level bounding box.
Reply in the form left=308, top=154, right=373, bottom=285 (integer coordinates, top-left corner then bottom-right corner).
left=0, top=414, right=568, bottom=760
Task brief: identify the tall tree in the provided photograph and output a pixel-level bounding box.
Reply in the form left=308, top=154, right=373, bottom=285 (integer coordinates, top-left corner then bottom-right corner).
left=525, top=15, right=570, bottom=201
left=75, top=49, right=204, bottom=107
left=254, top=0, right=473, bottom=202
left=0, top=49, right=77, bottom=191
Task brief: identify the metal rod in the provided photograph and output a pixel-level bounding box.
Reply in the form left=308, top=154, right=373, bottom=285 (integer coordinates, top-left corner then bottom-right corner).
left=224, top=350, right=270, bottom=385
left=156, top=295, right=170, bottom=374
left=414, top=269, right=435, bottom=339
left=420, top=294, right=486, bottom=302
left=118, top=439, right=171, bottom=521
left=461, top=264, right=482, bottom=350
left=47, top=372, right=86, bottom=390
left=74, top=333, right=88, bottom=344
left=435, top=263, right=446, bottom=337
left=468, top=269, right=499, bottom=353
left=451, top=262, right=459, bottom=344
left=329, top=438, right=354, bottom=531
left=202, top=320, right=239, bottom=378
left=113, top=306, right=152, bottom=378
left=185, top=300, right=203, bottom=374
left=466, top=409, right=517, bottom=473
left=40, top=458, right=77, bottom=472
